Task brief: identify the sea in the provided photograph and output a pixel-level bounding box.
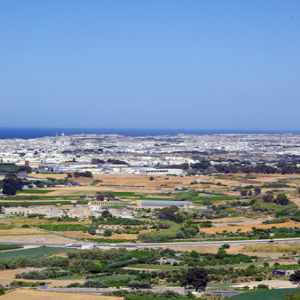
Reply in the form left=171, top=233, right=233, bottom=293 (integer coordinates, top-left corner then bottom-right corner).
left=0, top=128, right=298, bottom=140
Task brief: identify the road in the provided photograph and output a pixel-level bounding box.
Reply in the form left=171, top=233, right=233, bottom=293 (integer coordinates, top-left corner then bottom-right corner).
left=205, top=290, right=241, bottom=297
left=2, top=237, right=300, bottom=248
left=38, top=286, right=241, bottom=297
left=38, top=286, right=186, bottom=295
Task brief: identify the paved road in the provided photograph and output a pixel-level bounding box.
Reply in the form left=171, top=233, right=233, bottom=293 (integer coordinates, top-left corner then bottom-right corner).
left=2, top=237, right=300, bottom=248
left=38, top=287, right=185, bottom=295
left=38, top=286, right=241, bottom=297
left=205, top=290, right=241, bottom=297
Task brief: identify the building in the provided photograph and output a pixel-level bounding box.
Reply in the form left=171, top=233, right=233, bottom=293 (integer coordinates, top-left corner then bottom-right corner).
left=2, top=207, right=26, bottom=215
left=138, top=168, right=183, bottom=175
left=273, top=268, right=295, bottom=276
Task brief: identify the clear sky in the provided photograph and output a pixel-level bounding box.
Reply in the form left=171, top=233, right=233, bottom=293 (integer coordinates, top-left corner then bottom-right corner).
left=0, top=0, right=299, bottom=131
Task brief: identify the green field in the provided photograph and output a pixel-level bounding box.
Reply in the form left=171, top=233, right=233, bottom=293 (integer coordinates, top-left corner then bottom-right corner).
left=87, top=274, right=137, bottom=281
left=0, top=244, right=22, bottom=251
left=18, top=190, right=55, bottom=194
left=37, top=224, right=90, bottom=231
left=0, top=225, right=15, bottom=230
left=5, top=195, right=75, bottom=200
left=228, top=288, right=298, bottom=300
left=191, top=196, right=236, bottom=202
left=207, top=283, right=233, bottom=289
left=56, top=275, right=85, bottom=280
left=0, top=246, right=67, bottom=259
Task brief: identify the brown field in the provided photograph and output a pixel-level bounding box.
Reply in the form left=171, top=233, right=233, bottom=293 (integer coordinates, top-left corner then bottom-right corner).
left=19, top=173, right=300, bottom=199
left=60, top=229, right=153, bottom=240
left=0, top=289, right=122, bottom=300
left=199, top=221, right=300, bottom=233
left=26, top=174, right=237, bottom=196
left=0, top=233, right=76, bottom=244
left=242, top=242, right=300, bottom=254
left=6, top=219, right=91, bottom=226
left=159, top=242, right=300, bottom=257
left=60, top=231, right=99, bottom=239
left=156, top=244, right=267, bottom=256
left=0, top=268, right=85, bottom=287
left=29, top=174, right=67, bottom=180
left=0, top=269, right=44, bottom=286
left=0, top=228, right=47, bottom=236
left=61, top=231, right=138, bottom=239
left=212, top=217, right=254, bottom=223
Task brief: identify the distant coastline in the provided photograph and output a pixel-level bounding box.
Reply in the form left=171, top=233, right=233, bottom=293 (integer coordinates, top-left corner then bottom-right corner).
left=0, top=127, right=299, bottom=139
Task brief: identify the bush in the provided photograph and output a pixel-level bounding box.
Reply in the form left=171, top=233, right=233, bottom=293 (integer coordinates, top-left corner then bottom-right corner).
left=256, top=284, right=269, bottom=290
left=104, top=229, right=113, bottom=237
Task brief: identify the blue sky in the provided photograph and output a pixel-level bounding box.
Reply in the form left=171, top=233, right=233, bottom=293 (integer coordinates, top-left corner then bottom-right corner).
left=0, top=0, right=299, bottom=131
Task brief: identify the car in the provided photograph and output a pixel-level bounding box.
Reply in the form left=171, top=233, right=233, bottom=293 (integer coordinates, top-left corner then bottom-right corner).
left=268, top=240, right=274, bottom=243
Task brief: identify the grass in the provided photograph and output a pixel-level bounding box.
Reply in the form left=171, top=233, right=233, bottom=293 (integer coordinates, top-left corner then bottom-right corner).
left=228, top=288, right=298, bottom=300
left=208, top=261, right=264, bottom=269
left=18, top=190, right=55, bottom=194
left=87, top=274, right=137, bottom=281
left=207, top=282, right=233, bottom=289
left=191, top=196, right=236, bottom=201
left=0, top=246, right=67, bottom=259
left=0, top=244, right=22, bottom=251
left=0, top=225, right=16, bottom=230
left=56, top=275, right=86, bottom=280
left=37, top=224, right=90, bottom=231
left=5, top=195, right=75, bottom=200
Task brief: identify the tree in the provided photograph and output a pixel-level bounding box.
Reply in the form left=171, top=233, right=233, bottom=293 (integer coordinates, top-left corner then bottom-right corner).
left=104, top=229, right=113, bottom=237
left=254, top=188, right=261, bottom=196
left=96, top=192, right=105, bottom=201
left=102, top=210, right=112, bottom=218
left=158, top=206, right=186, bottom=223
left=179, top=267, right=208, bottom=292
left=190, top=250, right=199, bottom=258
left=2, top=174, right=22, bottom=195
left=88, top=227, right=96, bottom=235
left=240, top=190, right=248, bottom=197
left=262, top=191, right=274, bottom=203
left=275, top=194, right=289, bottom=205
left=290, top=270, right=300, bottom=287
left=104, top=193, right=115, bottom=201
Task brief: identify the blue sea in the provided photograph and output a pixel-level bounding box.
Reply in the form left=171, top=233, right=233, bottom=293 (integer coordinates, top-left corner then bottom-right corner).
left=0, top=128, right=298, bottom=139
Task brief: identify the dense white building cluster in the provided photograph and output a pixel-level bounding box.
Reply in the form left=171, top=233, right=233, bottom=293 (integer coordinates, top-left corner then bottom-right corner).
left=0, top=133, right=299, bottom=174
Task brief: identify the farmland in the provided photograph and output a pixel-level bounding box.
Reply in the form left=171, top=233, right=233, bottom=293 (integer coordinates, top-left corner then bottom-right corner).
left=242, top=242, right=300, bottom=253
left=0, top=247, right=67, bottom=259
left=0, top=289, right=122, bottom=300
left=1, top=171, right=300, bottom=299
left=228, top=288, right=298, bottom=300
